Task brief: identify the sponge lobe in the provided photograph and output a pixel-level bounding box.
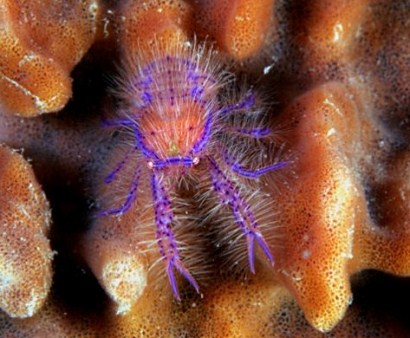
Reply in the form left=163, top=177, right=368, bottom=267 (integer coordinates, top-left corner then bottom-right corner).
left=0, top=0, right=100, bottom=116
left=0, top=144, right=53, bottom=318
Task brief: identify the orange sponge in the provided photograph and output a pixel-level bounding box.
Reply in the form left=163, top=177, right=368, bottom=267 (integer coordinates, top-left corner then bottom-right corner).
left=0, top=0, right=100, bottom=116
left=266, top=82, right=366, bottom=331
left=0, top=144, right=52, bottom=318
left=116, top=0, right=192, bottom=57
left=194, top=0, right=275, bottom=60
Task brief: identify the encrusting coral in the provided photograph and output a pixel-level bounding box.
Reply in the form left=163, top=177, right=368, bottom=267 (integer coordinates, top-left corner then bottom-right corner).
left=0, top=144, right=52, bottom=319
left=0, top=0, right=409, bottom=337
left=0, top=0, right=100, bottom=117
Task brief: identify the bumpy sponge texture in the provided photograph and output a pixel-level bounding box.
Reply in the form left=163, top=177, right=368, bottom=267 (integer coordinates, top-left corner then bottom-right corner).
left=0, top=0, right=100, bottom=116
left=0, top=144, right=52, bottom=318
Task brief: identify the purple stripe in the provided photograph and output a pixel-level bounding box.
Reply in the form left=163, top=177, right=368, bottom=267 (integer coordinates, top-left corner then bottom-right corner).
left=232, top=161, right=287, bottom=178
left=218, top=92, right=256, bottom=116
left=104, top=147, right=136, bottom=184
left=101, top=118, right=136, bottom=128
left=151, top=156, right=196, bottom=169
left=192, top=110, right=213, bottom=154
left=133, top=128, right=159, bottom=160
left=98, top=166, right=141, bottom=216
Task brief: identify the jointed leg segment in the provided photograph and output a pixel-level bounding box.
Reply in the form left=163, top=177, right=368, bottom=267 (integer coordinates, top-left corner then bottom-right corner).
left=222, top=150, right=287, bottom=179
left=208, top=156, right=274, bottom=273
left=151, top=173, right=199, bottom=299
left=218, top=91, right=256, bottom=116
left=99, top=165, right=141, bottom=216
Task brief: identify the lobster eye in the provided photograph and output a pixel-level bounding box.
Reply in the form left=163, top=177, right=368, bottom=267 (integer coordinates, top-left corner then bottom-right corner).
left=147, top=160, right=154, bottom=169
left=193, top=157, right=200, bottom=165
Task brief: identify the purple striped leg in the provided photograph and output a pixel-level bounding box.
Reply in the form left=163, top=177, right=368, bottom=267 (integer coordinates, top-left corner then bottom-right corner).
left=98, top=165, right=141, bottom=217
left=101, top=118, right=136, bottom=128
left=208, top=156, right=274, bottom=273
left=218, top=91, right=256, bottom=116
left=151, top=173, right=200, bottom=300
left=103, top=147, right=137, bottom=184
left=231, top=126, right=271, bottom=138
left=223, top=151, right=287, bottom=179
